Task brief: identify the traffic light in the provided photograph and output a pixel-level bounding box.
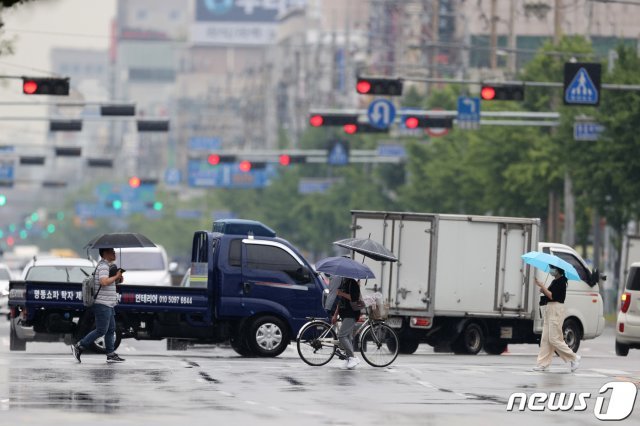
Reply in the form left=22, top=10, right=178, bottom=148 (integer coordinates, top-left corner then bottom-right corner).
left=356, top=77, right=403, bottom=96
left=22, top=77, right=70, bottom=96
left=343, top=123, right=389, bottom=134
left=279, top=154, right=306, bottom=166
left=207, top=154, right=236, bottom=165
left=309, top=113, right=358, bottom=127
left=100, top=104, right=135, bottom=116
left=46, top=224, right=56, bottom=234
left=87, top=158, right=113, bottom=168
left=403, top=116, right=454, bottom=129
left=137, top=120, right=170, bottom=132
left=111, top=200, right=123, bottom=210
left=129, top=176, right=141, bottom=188
left=20, top=156, right=45, bottom=165
left=153, top=201, right=163, bottom=211
left=480, top=84, right=525, bottom=101
left=50, top=120, right=82, bottom=132
left=54, top=146, right=82, bottom=156
left=0, top=194, right=6, bottom=206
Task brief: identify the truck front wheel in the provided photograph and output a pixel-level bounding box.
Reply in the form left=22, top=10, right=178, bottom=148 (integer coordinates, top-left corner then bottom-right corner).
left=246, top=316, right=289, bottom=357
left=615, top=340, right=629, bottom=357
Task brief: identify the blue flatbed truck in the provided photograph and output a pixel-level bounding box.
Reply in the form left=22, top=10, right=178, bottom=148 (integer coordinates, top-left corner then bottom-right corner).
left=8, top=228, right=327, bottom=357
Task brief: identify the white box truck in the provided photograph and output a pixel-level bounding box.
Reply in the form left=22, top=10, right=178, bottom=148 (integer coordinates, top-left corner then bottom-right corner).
left=351, top=211, right=605, bottom=355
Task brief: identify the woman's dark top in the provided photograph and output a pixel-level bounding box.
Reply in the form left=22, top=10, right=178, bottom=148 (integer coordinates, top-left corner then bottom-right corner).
left=539, top=275, right=568, bottom=305
left=338, top=279, right=361, bottom=319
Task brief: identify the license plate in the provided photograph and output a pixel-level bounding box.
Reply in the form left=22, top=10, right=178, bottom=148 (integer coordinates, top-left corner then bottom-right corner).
left=386, top=317, right=402, bottom=328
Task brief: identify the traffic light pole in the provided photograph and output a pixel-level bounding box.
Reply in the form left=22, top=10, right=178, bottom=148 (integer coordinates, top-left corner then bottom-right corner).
left=358, top=75, right=640, bottom=91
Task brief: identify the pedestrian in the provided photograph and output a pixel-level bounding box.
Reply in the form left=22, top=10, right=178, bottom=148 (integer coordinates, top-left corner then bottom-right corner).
left=532, top=266, right=580, bottom=372
left=71, top=247, right=126, bottom=363
left=331, top=277, right=364, bottom=369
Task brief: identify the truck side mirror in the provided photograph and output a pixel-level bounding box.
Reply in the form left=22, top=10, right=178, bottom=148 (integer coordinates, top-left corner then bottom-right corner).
left=589, top=268, right=606, bottom=287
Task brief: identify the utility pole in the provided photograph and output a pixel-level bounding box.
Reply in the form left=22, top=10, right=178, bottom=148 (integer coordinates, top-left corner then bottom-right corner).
left=507, top=0, right=516, bottom=75
left=432, top=0, right=440, bottom=77
left=490, top=0, right=497, bottom=69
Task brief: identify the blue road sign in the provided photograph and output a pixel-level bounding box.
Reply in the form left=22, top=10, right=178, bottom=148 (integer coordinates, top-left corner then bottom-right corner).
left=367, top=99, right=396, bottom=129
left=457, top=96, right=480, bottom=129
left=0, top=160, right=14, bottom=180
left=327, top=141, right=349, bottom=166
left=377, top=144, right=406, bottom=158
left=565, top=67, right=599, bottom=105
left=188, top=136, right=221, bottom=151
left=574, top=122, right=604, bottom=141
left=164, top=168, right=181, bottom=185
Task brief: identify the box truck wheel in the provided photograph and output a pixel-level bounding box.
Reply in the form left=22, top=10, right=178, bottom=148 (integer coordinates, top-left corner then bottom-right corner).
left=398, top=337, right=420, bottom=354
left=615, top=340, right=629, bottom=357
left=10, top=321, right=26, bottom=351
left=246, top=315, right=290, bottom=357
left=452, top=322, right=484, bottom=355
left=483, top=339, right=507, bottom=355
left=562, top=318, right=582, bottom=353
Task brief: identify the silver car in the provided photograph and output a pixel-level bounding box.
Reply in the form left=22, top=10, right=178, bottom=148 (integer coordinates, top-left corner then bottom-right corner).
left=616, top=261, right=640, bottom=356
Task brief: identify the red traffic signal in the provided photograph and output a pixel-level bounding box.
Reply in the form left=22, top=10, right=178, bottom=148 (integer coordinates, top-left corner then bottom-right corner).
left=343, top=124, right=358, bottom=134
left=279, top=155, right=291, bottom=166
left=403, top=116, right=453, bottom=129
left=208, top=154, right=220, bottom=165
left=129, top=176, right=141, bottom=188
left=309, top=113, right=358, bottom=127
left=22, top=77, right=70, bottom=96
left=480, top=84, right=524, bottom=101
left=356, top=77, right=403, bottom=96
left=279, top=154, right=306, bottom=165
left=239, top=160, right=252, bottom=172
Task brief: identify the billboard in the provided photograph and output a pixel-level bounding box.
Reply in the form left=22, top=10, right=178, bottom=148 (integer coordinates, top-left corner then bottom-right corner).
left=191, top=0, right=305, bottom=45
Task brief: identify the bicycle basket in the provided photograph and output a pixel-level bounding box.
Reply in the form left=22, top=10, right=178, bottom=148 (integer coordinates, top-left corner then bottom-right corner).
left=369, top=301, right=389, bottom=320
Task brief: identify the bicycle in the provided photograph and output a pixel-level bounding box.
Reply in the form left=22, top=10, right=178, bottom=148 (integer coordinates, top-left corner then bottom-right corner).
left=296, top=306, right=399, bottom=367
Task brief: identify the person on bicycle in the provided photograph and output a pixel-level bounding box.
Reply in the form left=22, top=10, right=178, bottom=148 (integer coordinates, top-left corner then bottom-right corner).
left=332, top=277, right=364, bottom=369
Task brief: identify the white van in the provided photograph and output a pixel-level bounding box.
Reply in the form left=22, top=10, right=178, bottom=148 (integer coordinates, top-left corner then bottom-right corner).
left=616, top=261, right=640, bottom=356
left=115, top=246, right=172, bottom=286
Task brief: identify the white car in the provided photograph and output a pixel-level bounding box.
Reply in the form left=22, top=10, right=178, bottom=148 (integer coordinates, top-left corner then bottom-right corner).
left=616, top=261, right=640, bottom=356
left=0, top=263, right=12, bottom=318
left=21, top=257, right=96, bottom=282
left=114, top=246, right=172, bottom=286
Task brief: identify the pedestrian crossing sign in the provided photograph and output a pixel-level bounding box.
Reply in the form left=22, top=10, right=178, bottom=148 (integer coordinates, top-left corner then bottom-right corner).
left=564, top=63, right=601, bottom=106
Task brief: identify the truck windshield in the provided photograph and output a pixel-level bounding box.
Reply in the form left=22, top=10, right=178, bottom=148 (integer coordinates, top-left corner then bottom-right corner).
left=627, top=268, right=640, bottom=291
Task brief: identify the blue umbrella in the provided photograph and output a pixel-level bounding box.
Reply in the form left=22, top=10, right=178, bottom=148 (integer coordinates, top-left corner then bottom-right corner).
left=521, top=251, right=581, bottom=281
left=314, top=256, right=376, bottom=280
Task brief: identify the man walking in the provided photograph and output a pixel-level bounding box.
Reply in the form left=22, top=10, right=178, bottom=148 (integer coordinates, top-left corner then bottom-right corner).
left=72, top=247, right=125, bottom=363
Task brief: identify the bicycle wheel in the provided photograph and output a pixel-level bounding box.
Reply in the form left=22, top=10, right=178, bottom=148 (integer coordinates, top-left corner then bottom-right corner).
left=359, top=323, right=399, bottom=367
left=297, top=321, right=337, bottom=366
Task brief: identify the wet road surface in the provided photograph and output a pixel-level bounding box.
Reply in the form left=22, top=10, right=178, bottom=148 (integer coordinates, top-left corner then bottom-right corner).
left=1, top=322, right=639, bottom=426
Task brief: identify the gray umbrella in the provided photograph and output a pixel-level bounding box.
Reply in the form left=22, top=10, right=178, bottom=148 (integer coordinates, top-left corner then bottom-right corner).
left=315, top=256, right=376, bottom=280
left=85, top=232, right=156, bottom=249
left=333, top=237, right=398, bottom=262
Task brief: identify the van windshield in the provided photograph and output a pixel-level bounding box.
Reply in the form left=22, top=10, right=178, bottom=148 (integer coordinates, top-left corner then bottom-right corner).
left=116, top=253, right=165, bottom=271
left=627, top=267, right=640, bottom=291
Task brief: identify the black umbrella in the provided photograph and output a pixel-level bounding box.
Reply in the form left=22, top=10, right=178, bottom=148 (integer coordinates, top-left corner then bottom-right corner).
left=85, top=232, right=156, bottom=249
left=333, top=237, right=398, bottom=262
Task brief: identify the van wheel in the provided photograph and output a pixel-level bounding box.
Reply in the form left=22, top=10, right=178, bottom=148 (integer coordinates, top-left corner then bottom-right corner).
left=166, top=339, right=188, bottom=351
left=230, top=325, right=255, bottom=357
left=562, top=318, right=582, bottom=353
left=246, top=316, right=289, bottom=357
left=452, top=323, right=484, bottom=355
left=10, top=322, right=26, bottom=351
left=615, top=340, right=630, bottom=357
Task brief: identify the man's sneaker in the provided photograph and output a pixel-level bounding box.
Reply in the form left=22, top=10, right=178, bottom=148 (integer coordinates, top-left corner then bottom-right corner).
left=71, top=343, right=83, bottom=363
left=346, top=357, right=361, bottom=369
left=532, top=365, right=548, bottom=372
left=570, top=355, right=581, bottom=372
left=106, top=353, right=125, bottom=363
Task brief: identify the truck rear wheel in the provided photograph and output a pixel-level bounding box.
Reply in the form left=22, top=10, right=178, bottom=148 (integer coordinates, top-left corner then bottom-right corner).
left=10, top=322, right=26, bottom=351
left=452, top=322, right=484, bottom=355
left=398, top=337, right=420, bottom=354
left=483, top=339, right=508, bottom=355
left=562, top=318, right=582, bottom=353
left=246, top=315, right=289, bottom=357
